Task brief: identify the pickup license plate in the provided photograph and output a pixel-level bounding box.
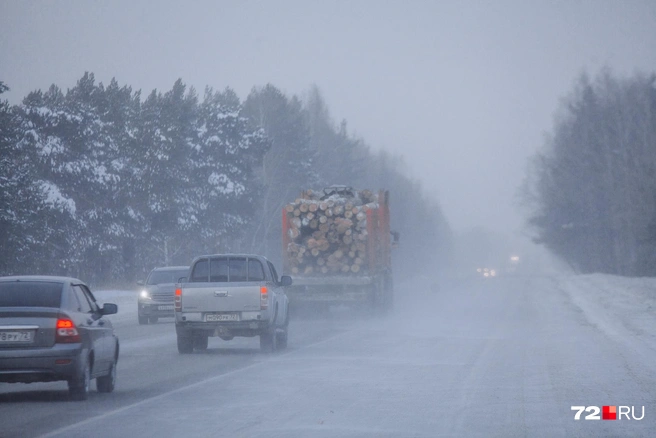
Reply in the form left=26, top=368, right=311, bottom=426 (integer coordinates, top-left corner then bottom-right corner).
left=0, top=330, right=34, bottom=343
left=205, top=313, right=239, bottom=322
left=158, top=305, right=174, bottom=311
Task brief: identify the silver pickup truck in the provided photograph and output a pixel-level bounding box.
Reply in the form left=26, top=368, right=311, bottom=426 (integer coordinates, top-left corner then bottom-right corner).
left=174, top=254, right=291, bottom=353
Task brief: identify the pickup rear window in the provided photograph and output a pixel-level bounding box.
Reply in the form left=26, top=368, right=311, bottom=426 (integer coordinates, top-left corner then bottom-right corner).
left=0, top=282, right=63, bottom=307
left=190, top=258, right=266, bottom=282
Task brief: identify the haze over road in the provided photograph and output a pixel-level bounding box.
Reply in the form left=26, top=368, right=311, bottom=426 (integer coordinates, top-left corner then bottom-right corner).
left=1, top=274, right=654, bottom=437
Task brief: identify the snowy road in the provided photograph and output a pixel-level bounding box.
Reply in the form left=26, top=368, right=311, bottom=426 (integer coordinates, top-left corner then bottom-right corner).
left=1, top=274, right=655, bottom=437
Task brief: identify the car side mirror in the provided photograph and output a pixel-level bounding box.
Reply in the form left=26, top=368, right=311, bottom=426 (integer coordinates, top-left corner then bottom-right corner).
left=280, top=275, right=292, bottom=287
left=137, top=280, right=144, bottom=286
left=101, top=303, right=118, bottom=315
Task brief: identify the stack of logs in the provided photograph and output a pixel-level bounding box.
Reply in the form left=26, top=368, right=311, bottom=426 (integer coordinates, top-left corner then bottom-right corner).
left=285, top=189, right=379, bottom=275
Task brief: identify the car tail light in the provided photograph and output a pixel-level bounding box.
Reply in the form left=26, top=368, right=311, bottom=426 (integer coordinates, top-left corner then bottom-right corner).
left=175, top=288, right=182, bottom=311
left=260, top=286, right=268, bottom=310
left=55, top=318, right=81, bottom=343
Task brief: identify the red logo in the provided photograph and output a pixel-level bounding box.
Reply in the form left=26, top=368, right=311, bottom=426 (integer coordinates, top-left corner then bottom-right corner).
left=602, top=406, right=616, bottom=420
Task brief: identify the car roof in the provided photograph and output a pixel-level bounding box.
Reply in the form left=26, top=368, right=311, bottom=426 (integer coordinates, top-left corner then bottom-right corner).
left=0, top=275, right=85, bottom=284
left=193, top=254, right=267, bottom=259
left=151, top=266, right=188, bottom=271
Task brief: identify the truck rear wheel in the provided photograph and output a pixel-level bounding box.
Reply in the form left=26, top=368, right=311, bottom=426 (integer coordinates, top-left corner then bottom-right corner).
left=384, top=273, right=394, bottom=312
left=176, top=328, right=193, bottom=354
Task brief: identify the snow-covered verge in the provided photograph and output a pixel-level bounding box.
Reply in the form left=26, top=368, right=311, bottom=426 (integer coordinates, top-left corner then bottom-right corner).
left=92, top=289, right=137, bottom=306
left=555, top=273, right=656, bottom=356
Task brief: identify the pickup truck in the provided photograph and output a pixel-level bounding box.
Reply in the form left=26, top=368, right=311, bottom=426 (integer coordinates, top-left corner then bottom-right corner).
left=174, top=254, right=291, bottom=353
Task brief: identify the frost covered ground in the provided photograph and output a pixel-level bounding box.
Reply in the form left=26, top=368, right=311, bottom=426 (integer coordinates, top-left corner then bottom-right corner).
left=3, top=272, right=654, bottom=438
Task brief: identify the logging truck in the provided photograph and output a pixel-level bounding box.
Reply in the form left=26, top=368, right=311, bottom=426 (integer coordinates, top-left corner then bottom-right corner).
left=282, top=186, right=397, bottom=312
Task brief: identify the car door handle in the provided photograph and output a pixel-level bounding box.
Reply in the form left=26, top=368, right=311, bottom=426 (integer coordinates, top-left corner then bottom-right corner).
left=98, top=320, right=105, bottom=326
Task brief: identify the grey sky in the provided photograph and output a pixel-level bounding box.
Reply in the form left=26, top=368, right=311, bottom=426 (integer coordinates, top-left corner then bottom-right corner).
left=1, top=0, right=655, bottom=236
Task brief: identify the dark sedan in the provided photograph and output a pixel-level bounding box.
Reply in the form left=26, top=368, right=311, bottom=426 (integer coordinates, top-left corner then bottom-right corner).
left=0, top=276, right=119, bottom=400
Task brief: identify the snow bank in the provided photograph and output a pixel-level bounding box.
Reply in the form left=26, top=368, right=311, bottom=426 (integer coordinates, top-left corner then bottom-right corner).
left=556, top=273, right=656, bottom=356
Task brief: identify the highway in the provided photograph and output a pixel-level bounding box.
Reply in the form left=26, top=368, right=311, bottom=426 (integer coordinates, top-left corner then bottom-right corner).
left=1, top=274, right=654, bottom=437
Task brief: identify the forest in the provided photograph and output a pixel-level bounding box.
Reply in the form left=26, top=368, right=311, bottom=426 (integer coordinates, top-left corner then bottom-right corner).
left=523, top=70, right=656, bottom=276
left=0, top=74, right=451, bottom=285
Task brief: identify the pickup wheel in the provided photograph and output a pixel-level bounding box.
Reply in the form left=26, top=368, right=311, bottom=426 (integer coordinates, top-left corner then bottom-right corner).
left=192, top=333, right=209, bottom=351
left=260, top=328, right=277, bottom=353
left=276, top=327, right=288, bottom=350
left=176, top=328, right=194, bottom=354
left=276, top=311, right=289, bottom=350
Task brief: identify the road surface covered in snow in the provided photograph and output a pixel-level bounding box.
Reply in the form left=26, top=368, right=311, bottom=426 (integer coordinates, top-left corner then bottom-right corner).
left=1, top=273, right=654, bottom=437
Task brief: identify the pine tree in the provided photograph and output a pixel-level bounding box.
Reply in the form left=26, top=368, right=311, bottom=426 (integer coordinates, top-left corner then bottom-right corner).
left=192, top=87, right=269, bottom=254
left=0, top=82, right=53, bottom=274
left=130, top=79, right=199, bottom=266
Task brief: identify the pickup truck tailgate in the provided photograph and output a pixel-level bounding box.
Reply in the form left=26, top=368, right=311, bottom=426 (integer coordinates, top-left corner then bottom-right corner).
left=181, top=284, right=261, bottom=313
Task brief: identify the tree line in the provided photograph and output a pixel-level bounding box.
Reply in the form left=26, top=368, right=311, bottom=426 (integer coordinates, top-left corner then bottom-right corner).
left=522, top=69, right=656, bottom=276
left=0, top=74, right=451, bottom=285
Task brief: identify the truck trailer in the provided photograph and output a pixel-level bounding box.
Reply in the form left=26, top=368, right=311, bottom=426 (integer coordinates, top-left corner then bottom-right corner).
left=282, top=186, right=397, bottom=312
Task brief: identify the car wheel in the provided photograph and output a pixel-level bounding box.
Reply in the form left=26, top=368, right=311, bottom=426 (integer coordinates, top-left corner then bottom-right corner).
left=259, top=328, right=277, bottom=353
left=69, top=359, right=91, bottom=401
left=96, top=357, right=117, bottom=393
left=177, top=328, right=193, bottom=354
left=192, top=333, right=209, bottom=351
left=149, top=316, right=158, bottom=324
left=276, top=311, right=289, bottom=350
left=138, top=314, right=148, bottom=325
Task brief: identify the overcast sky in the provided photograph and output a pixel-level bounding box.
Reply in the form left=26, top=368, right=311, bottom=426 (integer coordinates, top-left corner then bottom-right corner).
left=1, top=0, right=655, bottom=237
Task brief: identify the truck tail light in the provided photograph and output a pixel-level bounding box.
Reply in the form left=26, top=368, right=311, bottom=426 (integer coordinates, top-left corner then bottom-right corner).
left=55, top=318, right=81, bottom=343
left=175, top=288, right=182, bottom=311
left=260, top=286, right=268, bottom=310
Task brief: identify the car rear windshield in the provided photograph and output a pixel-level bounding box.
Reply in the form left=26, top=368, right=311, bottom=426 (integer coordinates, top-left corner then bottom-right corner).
left=0, top=281, right=63, bottom=308
left=147, top=269, right=188, bottom=285
left=190, top=258, right=265, bottom=282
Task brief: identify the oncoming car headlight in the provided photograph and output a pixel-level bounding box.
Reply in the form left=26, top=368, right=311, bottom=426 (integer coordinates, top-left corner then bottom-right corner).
left=140, top=290, right=150, bottom=299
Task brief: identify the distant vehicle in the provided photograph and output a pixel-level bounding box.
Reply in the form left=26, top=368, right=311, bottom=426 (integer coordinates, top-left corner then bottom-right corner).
left=477, top=267, right=497, bottom=278
left=0, top=276, right=119, bottom=401
left=137, top=266, right=189, bottom=325
left=174, top=255, right=291, bottom=353
left=506, top=255, right=521, bottom=274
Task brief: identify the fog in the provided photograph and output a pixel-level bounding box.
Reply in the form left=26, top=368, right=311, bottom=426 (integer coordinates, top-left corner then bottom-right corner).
left=2, top=3, right=656, bottom=435
left=2, top=0, right=654, bottom=239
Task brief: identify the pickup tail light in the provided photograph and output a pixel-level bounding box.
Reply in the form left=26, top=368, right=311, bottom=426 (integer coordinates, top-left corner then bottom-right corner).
left=175, top=288, right=182, bottom=311
left=260, top=286, right=268, bottom=310
left=55, top=318, right=81, bottom=343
